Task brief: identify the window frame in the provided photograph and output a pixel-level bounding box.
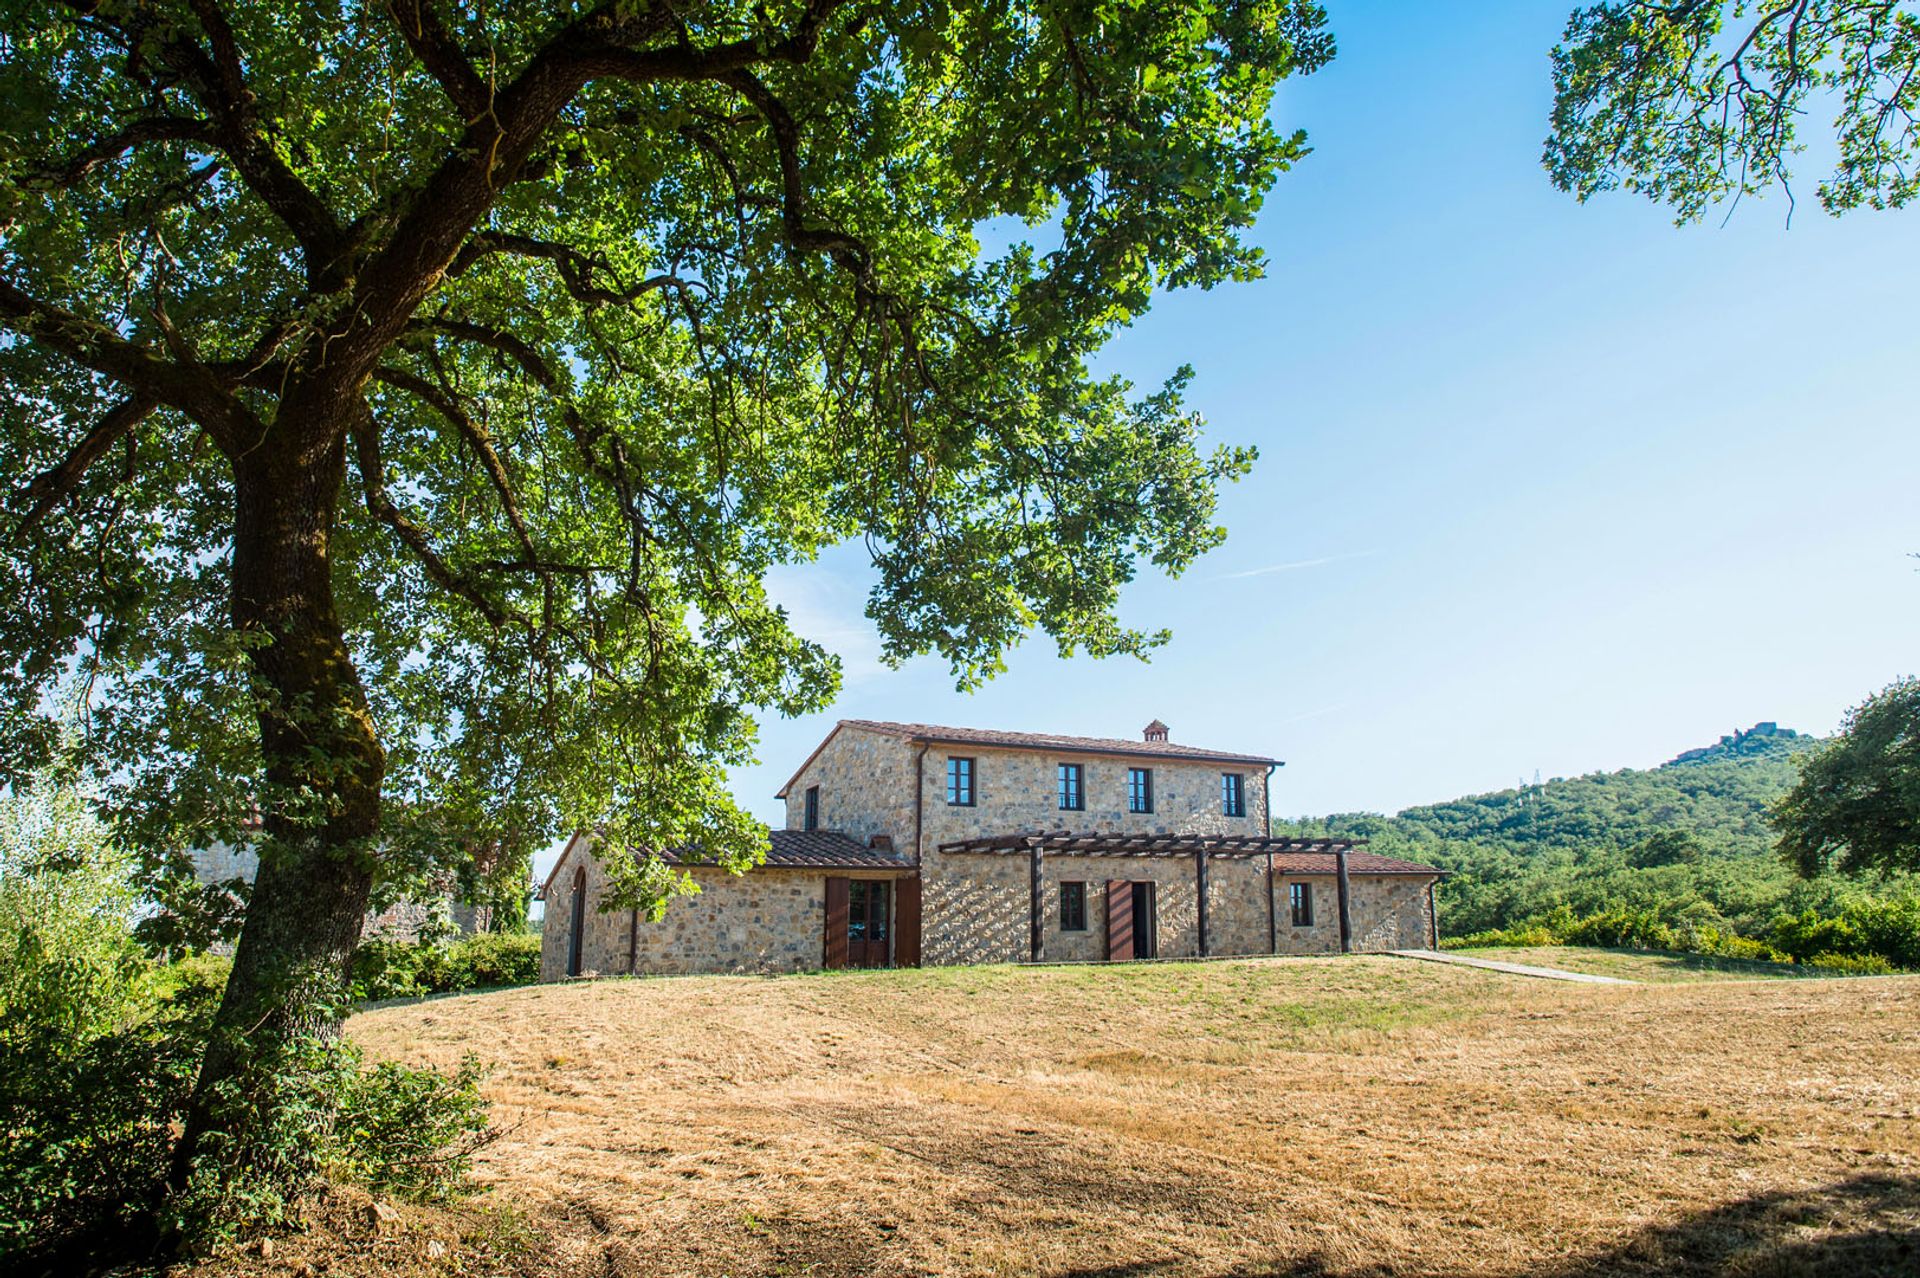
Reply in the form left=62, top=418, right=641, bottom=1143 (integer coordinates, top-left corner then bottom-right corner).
left=803, top=784, right=821, bottom=831
left=946, top=755, right=975, bottom=807
left=1290, top=881, right=1314, bottom=928
left=1057, top=762, right=1085, bottom=811
left=1221, top=772, right=1245, bottom=818
left=1127, top=766, right=1154, bottom=815
left=1059, top=880, right=1088, bottom=932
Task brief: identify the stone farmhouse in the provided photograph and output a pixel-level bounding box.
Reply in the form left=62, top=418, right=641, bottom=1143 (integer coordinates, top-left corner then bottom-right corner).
left=539, top=719, right=1443, bottom=979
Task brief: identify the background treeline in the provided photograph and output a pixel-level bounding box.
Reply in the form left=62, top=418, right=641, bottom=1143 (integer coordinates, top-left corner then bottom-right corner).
left=1280, top=729, right=1920, bottom=972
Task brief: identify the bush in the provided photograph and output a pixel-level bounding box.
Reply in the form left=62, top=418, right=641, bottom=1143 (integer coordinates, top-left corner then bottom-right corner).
left=0, top=775, right=499, bottom=1267
left=349, top=930, right=541, bottom=1002
left=1804, top=951, right=1897, bottom=976
left=167, top=1035, right=494, bottom=1248
left=1561, top=906, right=1677, bottom=950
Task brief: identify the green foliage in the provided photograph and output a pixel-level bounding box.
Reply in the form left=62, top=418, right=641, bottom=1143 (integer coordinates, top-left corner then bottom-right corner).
left=0, top=0, right=1336, bottom=914
left=1772, top=678, right=1920, bottom=878
left=168, top=1034, right=493, bottom=1246
left=1547, top=1, right=1920, bottom=219
left=1767, top=895, right=1920, bottom=968
left=349, top=931, right=542, bottom=1003
left=0, top=774, right=492, bottom=1263
left=1289, top=724, right=1920, bottom=972
left=1803, top=951, right=1897, bottom=975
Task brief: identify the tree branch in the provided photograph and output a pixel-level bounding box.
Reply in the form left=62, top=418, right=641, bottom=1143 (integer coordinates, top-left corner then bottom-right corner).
left=371, top=364, right=538, bottom=565
left=348, top=401, right=511, bottom=628
left=21, top=117, right=215, bottom=190
left=10, top=395, right=158, bottom=540
left=448, top=232, right=698, bottom=307
left=0, top=277, right=258, bottom=451
left=385, top=0, right=491, bottom=119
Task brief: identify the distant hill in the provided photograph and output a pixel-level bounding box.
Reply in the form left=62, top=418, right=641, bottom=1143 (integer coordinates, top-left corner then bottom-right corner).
left=1285, top=722, right=1821, bottom=862
left=1278, top=724, right=1848, bottom=937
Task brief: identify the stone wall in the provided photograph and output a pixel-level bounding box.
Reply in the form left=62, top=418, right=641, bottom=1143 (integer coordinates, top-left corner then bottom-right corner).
left=538, top=836, right=910, bottom=979
left=190, top=840, right=491, bottom=945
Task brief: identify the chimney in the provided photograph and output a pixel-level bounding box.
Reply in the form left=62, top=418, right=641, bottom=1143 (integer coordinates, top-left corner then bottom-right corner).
left=868, top=834, right=893, bottom=851
left=1143, top=719, right=1169, bottom=743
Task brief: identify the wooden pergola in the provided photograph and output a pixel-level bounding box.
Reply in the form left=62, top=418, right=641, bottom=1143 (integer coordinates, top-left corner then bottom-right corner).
left=936, top=831, right=1382, bottom=961
left=937, top=831, right=1361, bottom=858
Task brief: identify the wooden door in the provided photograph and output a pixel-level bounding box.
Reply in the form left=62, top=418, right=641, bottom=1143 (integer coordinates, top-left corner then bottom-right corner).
left=824, top=876, right=849, bottom=969
left=1106, top=879, right=1134, bottom=961
left=847, top=879, right=891, bottom=968
left=566, top=865, right=587, bottom=976
left=894, top=877, right=922, bottom=967
left=1132, top=881, right=1158, bottom=959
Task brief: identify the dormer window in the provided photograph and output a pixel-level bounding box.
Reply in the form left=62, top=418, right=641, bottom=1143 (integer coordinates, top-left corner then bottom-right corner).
left=804, top=785, right=821, bottom=831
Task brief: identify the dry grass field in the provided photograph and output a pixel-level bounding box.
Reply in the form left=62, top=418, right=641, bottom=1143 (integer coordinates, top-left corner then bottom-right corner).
left=198, top=954, right=1919, bottom=1278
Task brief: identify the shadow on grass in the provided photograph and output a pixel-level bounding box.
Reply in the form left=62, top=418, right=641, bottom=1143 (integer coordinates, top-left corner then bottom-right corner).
left=1051, top=1173, right=1920, bottom=1278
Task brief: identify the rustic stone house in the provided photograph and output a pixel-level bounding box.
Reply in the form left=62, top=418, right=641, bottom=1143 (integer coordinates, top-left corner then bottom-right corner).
left=538, top=719, right=1442, bottom=979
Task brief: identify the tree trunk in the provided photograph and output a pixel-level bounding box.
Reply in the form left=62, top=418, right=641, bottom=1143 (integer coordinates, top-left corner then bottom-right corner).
left=168, top=409, right=385, bottom=1194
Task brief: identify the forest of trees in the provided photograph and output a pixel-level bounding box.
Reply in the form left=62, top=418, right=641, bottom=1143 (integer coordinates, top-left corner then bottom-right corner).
left=1281, top=727, right=1920, bottom=971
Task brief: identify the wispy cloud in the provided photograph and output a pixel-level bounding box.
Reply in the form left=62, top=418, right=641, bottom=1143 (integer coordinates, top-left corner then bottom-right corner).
left=1209, top=549, right=1379, bottom=581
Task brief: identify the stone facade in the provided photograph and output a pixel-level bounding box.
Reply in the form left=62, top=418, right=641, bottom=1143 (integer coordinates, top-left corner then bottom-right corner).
left=537, top=835, right=911, bottom=980
left=541, top=720, right=1441, bottom=979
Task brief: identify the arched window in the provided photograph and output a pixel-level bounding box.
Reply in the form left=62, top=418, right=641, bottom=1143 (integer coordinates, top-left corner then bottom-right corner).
left=566, top=864, right=587, bottom=977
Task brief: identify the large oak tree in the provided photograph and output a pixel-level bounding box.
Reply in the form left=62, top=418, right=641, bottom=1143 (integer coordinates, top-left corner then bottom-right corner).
left=0, top=0, right=1332, bottom=1198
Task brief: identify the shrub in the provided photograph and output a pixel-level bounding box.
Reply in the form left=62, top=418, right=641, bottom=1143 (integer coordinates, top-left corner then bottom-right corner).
left=168, top=1035, right=494, bottom=1247
left=349, top=931, right=541, bottom=1002
left=1561, top=907, right=1677, bottom=950
left=1804, top=951, right=1897, bottom=976
left=0, top=775, right=498, bottom=1267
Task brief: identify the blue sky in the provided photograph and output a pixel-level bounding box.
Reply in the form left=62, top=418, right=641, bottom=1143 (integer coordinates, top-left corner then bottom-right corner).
left=681, top=2, right=1920, bottom=849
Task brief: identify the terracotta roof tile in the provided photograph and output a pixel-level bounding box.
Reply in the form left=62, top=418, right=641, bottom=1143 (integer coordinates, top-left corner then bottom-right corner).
left=664, top=828, right=910, bottom=870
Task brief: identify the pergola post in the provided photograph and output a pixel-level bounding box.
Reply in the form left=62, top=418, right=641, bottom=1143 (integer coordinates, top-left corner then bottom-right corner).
left=1335, top=845, right=1353, bottom=954
left=1029, top=839, right=1044, bottom=962
left=1266, top=849, right=1277, bottom=954
left=1195, top=848, right=1209, bottom=957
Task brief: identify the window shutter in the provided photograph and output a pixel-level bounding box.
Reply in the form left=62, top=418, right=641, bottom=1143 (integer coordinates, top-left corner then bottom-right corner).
left=823, top=876, right=850, bottom=969
left=893, top=876, right=922, bottom=967
left=1106, top=880, right=1134, bottom=961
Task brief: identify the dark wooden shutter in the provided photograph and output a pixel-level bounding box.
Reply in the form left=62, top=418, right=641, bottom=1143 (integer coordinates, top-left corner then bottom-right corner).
left=1106, top=879, right=1134, bottom=961
left=893, top=876, right=922, bottom=967
left=567, top=865, right=587, bottom=976
left=823, top=876, right=850, bottom=969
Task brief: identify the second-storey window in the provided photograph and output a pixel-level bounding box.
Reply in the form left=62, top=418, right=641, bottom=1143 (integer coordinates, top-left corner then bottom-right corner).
left=1057, top=763, right=1084, bottom=811
left=1290, top=881, right=1314, bottom=927
left=1060, top=881, right=1088, bottom=931
left=1127, top=766, right=1153, bottom=814
left=804, top=785, right=820, bottom=831
left=946, top=756, right=975, bottom=806
left=1221, top=772, right=1245, bottom=817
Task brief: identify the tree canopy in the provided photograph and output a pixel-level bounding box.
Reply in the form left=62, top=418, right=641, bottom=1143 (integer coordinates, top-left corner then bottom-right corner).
left=1774, top=679, right=1920, bottom=877
left=1546, top=1, right=1920, bottom=219
left=1, top=0, right=1331, bottom=904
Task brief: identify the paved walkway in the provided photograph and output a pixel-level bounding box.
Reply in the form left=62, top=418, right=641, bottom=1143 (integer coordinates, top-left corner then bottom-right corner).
left=1387, top=949, right=1637, bottom=985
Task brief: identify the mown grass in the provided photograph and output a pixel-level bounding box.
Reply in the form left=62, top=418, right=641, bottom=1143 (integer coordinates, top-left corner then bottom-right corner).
left=231, top=955, right=1920, bottom=1278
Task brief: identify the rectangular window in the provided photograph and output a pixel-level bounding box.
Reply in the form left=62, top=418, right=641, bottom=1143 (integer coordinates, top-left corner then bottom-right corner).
left=804, top=785, right=820, bottom=831
left=946, top=756, right=975, bottom=806
left=1057, top=763, right=1084, bottom=811
left=1060, top=881, right=1088, bottom=932
left=1127, top=767, right=1154, bottom=814
left=1221, top=772, right=1245, bottom=818
left=1290, top=882, right=1314, bottom=927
